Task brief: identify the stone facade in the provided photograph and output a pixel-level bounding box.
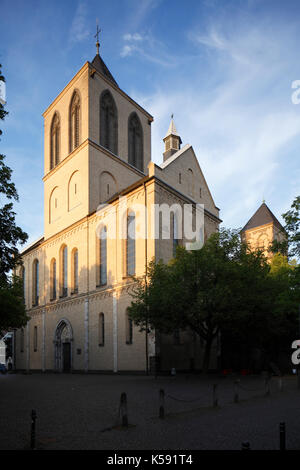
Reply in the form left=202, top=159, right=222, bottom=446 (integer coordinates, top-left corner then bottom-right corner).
left=15, top=51, right=221, bottom=373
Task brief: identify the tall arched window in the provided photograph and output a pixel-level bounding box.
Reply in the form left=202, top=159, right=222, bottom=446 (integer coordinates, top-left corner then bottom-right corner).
left=34, top=326, right=38, bottom=352
left=188, top=168, right=194, bottom=197
left=60, top=245, right=68, bottom=297
left=99, top=226, right=107, bottom=286
left=32, top=259, right=39, bottom=306
left=20, top=266, right=25, bottom=300
left=172, top=213, right=179, bottom=257
left=50, top=258, right=56, bottom=300
left=50, top=112, right=60, bottom=170
left=72, top=248, right=78, bottom=294
left=69, top=92, right=81, bottom=153
left=126, top=212, right=136, bottom=276
left=100, top=90, right=118, bottom=154
left=99, top=313, right=105, bottom=346
left=126, top=309, right=133, bottom=344
left=128, top=112, right=143, bottom=171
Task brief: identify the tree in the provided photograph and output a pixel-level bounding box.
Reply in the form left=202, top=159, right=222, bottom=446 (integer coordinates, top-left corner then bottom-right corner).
left=0, top=64, right=28, bottom=333
left=271, top=195, right=300, bottom=259
left=0, top=276, right=29, bottom=334
left=129, top=228, right=279, bottom=373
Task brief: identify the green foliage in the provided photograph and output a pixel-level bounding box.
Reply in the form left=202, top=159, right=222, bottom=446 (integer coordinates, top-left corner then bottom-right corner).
left=129, top=228, right=300, bottom=372
left=271, top=195, right=300, bottom=259
left=0, top=65, right=28, bottom=283
left=0, top=65, right=28, bottom=332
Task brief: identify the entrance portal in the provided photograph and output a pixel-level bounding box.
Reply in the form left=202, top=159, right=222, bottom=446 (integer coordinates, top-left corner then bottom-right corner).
left=54, top=320, right=73, bottom=372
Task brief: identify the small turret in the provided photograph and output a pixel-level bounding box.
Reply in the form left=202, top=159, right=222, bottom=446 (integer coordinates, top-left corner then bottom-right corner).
left=163, top=116, right=182, bottom=162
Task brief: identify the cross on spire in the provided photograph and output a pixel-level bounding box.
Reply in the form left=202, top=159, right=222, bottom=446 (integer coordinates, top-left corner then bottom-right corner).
left=94, top=21, right=101, bottom=55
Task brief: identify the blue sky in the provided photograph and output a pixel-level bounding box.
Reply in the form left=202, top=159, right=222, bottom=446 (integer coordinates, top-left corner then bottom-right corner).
left=1, top=0, right=300, bottom=245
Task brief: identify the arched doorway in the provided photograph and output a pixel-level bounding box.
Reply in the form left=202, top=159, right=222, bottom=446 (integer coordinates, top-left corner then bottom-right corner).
left=54, top=319, right=73, bottom=372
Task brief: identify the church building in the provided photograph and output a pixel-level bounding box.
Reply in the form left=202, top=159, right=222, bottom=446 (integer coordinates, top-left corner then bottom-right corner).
left=241, top=202, right=285, bottom=260
left=15, top=42, right=221, bottom=373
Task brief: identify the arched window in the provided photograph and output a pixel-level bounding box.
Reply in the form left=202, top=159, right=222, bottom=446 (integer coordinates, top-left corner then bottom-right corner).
left=20, top=328, right=24, bottom=353
left=34, top=326, right=38, bottom=352
left=128, top=112, right=143, bottom=172
left=99, top=226, right=107, bottom=286
left=99, top=313, right=105, bottom=346
left=172, top=213, right=179, bottom=257
left=50, top=258, right=56, bottom=300
left=126, top=212, right=136, bottom=276
left=188, top=168, right=194, bottom=197
left=100, top=90, right=118, bottom=154
left=69, top=91, right=81, bottom=153
left=60, top=245, right=68, bottom=297
left=50, top=113, right=60, bottom=170
left=20, top=266, right=25, bottom=300
left=32, top=259, right=39, bottom=306
left=72, top=248, right=78, bottom=294
left=126, top=310, right=133, bottom=344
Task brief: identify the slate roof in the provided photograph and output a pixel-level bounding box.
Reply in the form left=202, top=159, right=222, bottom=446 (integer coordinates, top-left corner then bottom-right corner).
left=241, top=202, right=284, bottom=232
left=91, top=54, right=118, bottom=87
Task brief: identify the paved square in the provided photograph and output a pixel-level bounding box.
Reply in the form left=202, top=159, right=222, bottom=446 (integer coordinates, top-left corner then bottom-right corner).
left=1, top=373, right=300, bottom=450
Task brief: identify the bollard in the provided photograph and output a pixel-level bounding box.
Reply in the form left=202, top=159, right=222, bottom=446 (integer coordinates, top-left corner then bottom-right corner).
left=30, top=409, right=37, bottom=450
left=213, top=383, right=218, bottom=408
left=241, top=441, right=251, bottom=450
left=279, top=422, right=286, bottom=450
left=278, top=376, right=283, bottom=392
left=159, top=389, right=165, bottom=419
left=265, top=377, right=271, bottom=396
left=120, top=392, right=128, bottom=427
left=234, top=380, right=239, bottom=403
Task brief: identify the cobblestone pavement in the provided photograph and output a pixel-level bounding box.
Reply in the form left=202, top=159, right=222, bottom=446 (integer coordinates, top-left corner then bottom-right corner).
left=0, top=372, right=299, bottom=450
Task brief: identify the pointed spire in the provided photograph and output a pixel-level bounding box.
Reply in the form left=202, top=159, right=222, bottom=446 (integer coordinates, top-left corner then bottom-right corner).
left=163, top=115, right=182, bottom=162
left=91, top=22, right=118, bottom=87
left=164, top=116, right=180, bottom=139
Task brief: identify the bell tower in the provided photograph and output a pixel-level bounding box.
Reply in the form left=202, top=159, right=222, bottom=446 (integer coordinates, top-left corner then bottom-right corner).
left=163, top=116, right=182, bottom=161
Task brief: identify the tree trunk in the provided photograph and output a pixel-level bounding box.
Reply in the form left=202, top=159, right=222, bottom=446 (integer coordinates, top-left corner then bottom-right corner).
left=202, top=336, right=213, bottom=374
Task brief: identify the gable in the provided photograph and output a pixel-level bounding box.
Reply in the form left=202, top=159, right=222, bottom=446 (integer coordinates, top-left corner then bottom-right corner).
left=159, top=145, right=219, bottom=218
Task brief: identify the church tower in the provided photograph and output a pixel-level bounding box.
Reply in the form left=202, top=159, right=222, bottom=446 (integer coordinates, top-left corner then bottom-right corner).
left=241, top=202, right=286, bottom=260
left=43, top=40, right=153, bottom=239
left=163, top=116, right=182, bottom=161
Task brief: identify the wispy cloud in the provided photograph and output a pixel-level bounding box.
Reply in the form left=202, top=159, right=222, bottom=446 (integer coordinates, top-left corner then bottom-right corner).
left=120, top=31, right=178, bottom=67
left=69, top=1, right=89, bottom=44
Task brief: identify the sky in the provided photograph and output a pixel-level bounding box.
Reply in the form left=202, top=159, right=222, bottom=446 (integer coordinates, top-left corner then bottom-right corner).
left=0, top=0, right=299, bottom=246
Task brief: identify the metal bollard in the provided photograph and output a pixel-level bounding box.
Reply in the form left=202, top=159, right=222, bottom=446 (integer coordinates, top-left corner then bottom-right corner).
left=241, top=441, right=251, bottom=450
left=159, top=389, right=165, bottom=419
left=120, top=392, right=128, bottom=427
left=234, top=380, right=239, bottom=403
left=213, top=383, right=218, bottom=408
left=279, top=422, right=286, bottom=450
left=30, top=409, right=37, bottom=450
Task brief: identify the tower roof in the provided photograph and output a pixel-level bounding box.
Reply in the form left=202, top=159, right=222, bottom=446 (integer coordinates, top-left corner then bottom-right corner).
left=91, top=54, right=118, bottom=87
left=164, top=118, right=180, bottom=139
left=241, top=202, right=284, bottom=232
